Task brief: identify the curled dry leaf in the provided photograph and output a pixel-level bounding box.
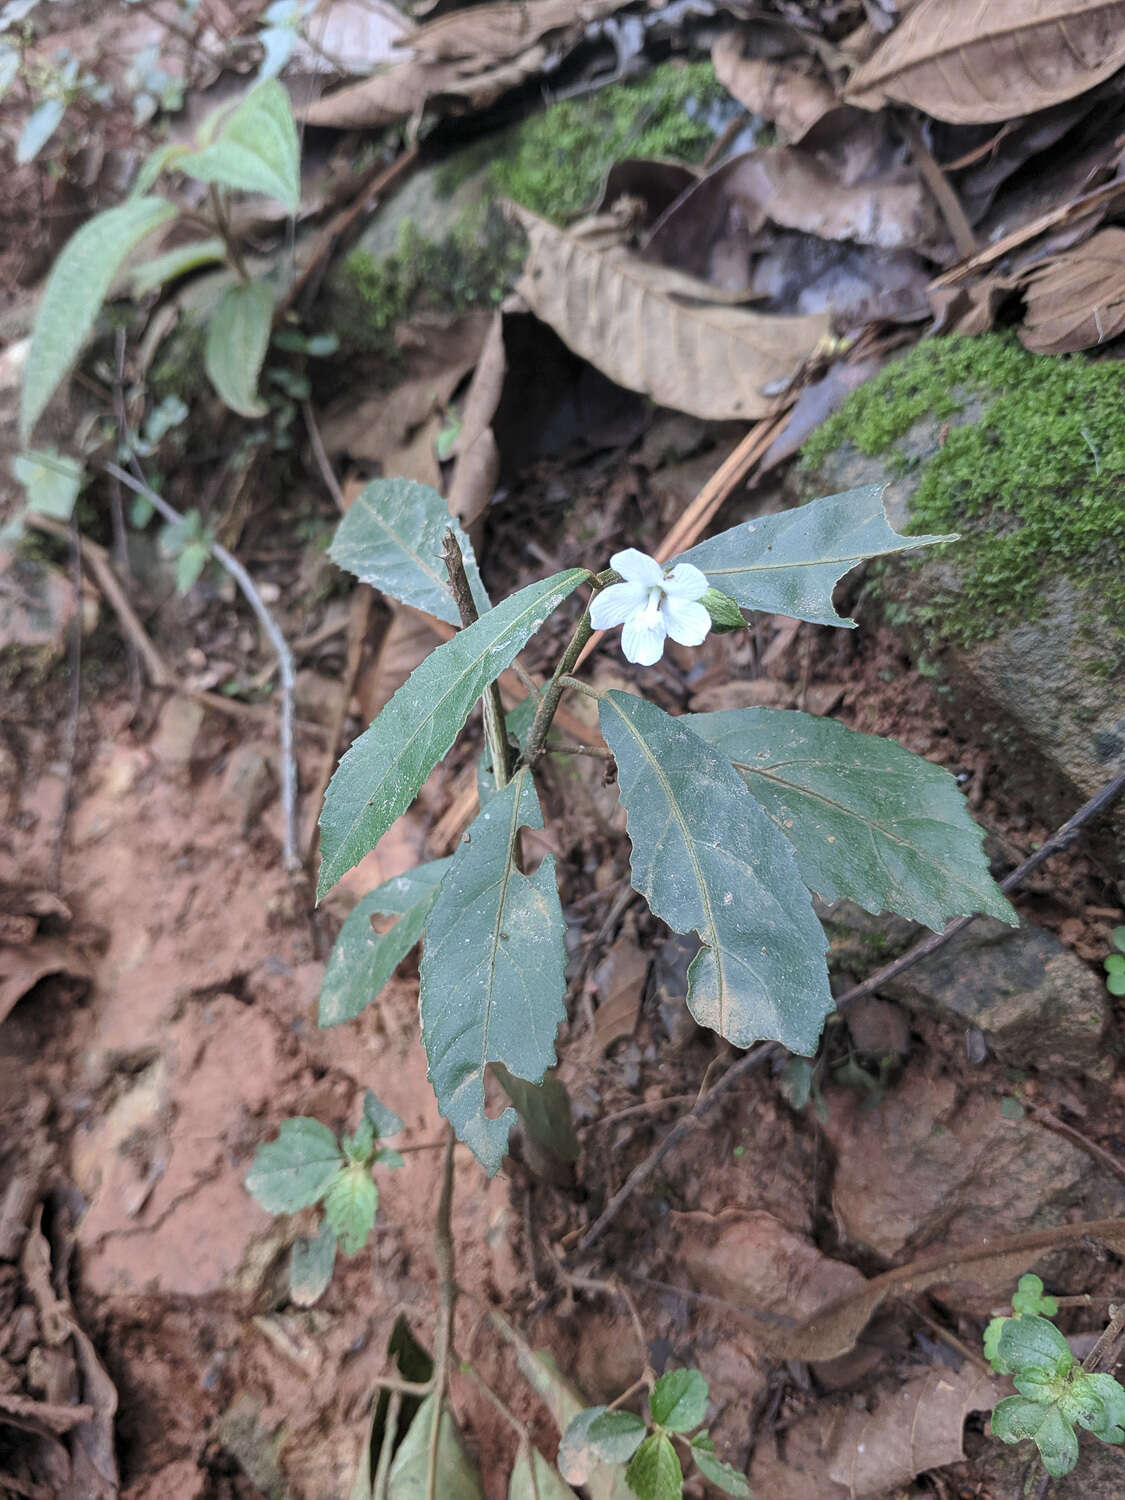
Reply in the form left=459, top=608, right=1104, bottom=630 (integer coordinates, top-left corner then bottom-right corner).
left=846, top=0, right=1125, bottom=125
left=1019, top=227, right=1125, bottom=355
left=712, top=31, right=841, bottom=142
left=401, top=0, right=632, bottom=63
left=303, top=44, right=549, bottom=128
left=511, top=204, right=830, bottom=421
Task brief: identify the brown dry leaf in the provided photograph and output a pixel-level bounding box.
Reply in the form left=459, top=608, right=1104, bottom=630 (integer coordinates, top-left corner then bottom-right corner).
left=775, top=1215, right=1125, bottom=1362
left=846, top=0, right=1125, bottom=125
left=592, top=929, right=648, bottom=1051
left=356, top=605, right=443, bottom=724
left=0, top=1392, right=96, bottom=1438
left=1019, top=227, right=1125, bottom=354
left=712, top=32, right=841, bottom=142
left=449, top=305, right=508, bottom=530
left=827, top=1366, right=1005, bottom=1497
left=512, top=205, right=830, bottom=421
left=302, top=44, right=548, bottom=128
left=402, top=0, right=629, bottom=63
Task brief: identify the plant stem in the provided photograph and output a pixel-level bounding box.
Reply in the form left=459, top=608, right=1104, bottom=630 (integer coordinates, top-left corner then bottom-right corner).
left=209, top=184, right=250, bottom=282
left=441, top=529, right=512, bottom=789
left=426, top=1126, right=457, bottom=1500
left=524, top=617, right=594, bottom=764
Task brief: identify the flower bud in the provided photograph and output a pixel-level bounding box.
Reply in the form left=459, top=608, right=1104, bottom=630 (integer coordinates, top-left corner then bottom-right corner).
left=701, top=587, right=747, bottom=633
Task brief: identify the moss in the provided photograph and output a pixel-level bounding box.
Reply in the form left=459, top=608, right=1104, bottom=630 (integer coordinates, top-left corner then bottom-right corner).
left=801, top=334, right=1125, bottom=646
left=323, top=201, right=527, bottom=357
left=439, top=59, right=728, bottom=221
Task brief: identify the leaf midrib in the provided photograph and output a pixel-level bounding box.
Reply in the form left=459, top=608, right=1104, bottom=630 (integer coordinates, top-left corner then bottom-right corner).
left=346, top=494, right=454, bottom=599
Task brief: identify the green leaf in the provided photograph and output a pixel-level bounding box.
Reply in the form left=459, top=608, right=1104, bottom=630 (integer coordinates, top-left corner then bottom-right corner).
left=996, top=1316, right=1073, bottom=1379
left=687, top=708, right=1016, bottom=930
left=342, top=1117, right=375, bottom=1164
left=175, top=541, right=209, bottom=594
left=509, top=1446, right=580, bottom=1500
left=983, top=1317, right=1008, bottom=1370
left=11, top=449, right=84, bottom=521
left=204, top=279, right=274, bottom=418
left=387, top=1394, right=484, bottom=1500
left=364, top=1089, right=405, bottom=1140
left=318, top=859, right=450, bottom=1027
left=599, top=692, right=833, bottom=1053
left=288, top=1219, right=336, bottom=1306
left=179, top=80, right=300, bottom=212
left=317, top=569, right=586, bottom=898
left=1067, top=1371, right=1125, bottom=1442
left=328, top=478, right=490, bottom=626
left=586, top=1411, right=648, bottom=1465
left=778, top=1057, right=815, bottom=1112
left=17, top=96, right=66, bottom=164
left=699, top=588, right=748, bottom=634
left=1113, top=925, right=1125, bottom=952
left=1107, top=970, right=1125, bottom=997
left=323, top=1163, right=378, bottom=1255
left=492, top=1064, right=580, bottom=1163
left=689, top=1435, right=750, bottom=1497
left=132, top=236, right=227, bottom=296
left=675, top=484, right=954, bottom=628
left=992, top=1396, right=1079, bottom=1475
left=649, top=1370, right=708, bottom=1433
left=245, top=1117, right=343, bottom=1213
left=1012, top=1274, right=1058, bottom=1319
left=22, top=196, right=178, bottom=441
left=419, top=769, right=567, bottom=1174
left=624, top=1433, right=682, bottom=1500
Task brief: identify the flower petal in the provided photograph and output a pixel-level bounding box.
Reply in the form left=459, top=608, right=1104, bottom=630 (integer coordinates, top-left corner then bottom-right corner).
left=661, top=562, right=709, bottom=600
left=590, top=579, right=648, bottom=629
left=621, top=611, right=667, bottom=665
left=610, top=548, right=664, bottom=587
left=661, top=597, right=711, bottom=647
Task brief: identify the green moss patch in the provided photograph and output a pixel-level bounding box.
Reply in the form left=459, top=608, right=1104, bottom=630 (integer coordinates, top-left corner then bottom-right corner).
left=801, top=334, right=1125, bottom=646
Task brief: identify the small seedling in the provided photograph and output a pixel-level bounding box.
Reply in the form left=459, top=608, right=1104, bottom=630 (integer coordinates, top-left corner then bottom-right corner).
left=559, top=1368, right=750, bottom=1498
left=1105, top=926, right=1125, bottom=997
left=245, top=1089, right=404, bottom=1305
left=984, top=1275, right=1125, bottom=1478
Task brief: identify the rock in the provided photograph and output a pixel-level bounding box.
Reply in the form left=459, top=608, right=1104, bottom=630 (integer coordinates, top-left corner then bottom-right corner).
left=150, top=695, right=208, bottom=773
left=881, top=915, right=1110, bottom=1070
left=218, top=1393, right=286, bottom=1500
left=826, top=1073, right=1125, bottom=1260
left=845, top=996, right=912, bottom=1062
left=218, top=745, right=275, bottom=833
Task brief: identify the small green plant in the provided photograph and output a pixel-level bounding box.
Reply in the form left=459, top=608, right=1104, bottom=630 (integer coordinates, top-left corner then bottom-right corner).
left=1105, top=926, right=1125, bottom=997
left=559, top=1368, right=749, bottom=1497
left=984, top=1275, right=1125, bottom=1478
left=245, top=1090, right=404, bottom=1305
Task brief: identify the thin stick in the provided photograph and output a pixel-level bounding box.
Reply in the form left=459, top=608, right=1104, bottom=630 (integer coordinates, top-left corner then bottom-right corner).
left=302, top=588, right=371, bottom=861
left=372, top=1390, right=402, bottom=1500
left=50, top=520, right=83, bottom=892
left=105, top=463, right=302, bottom=870
left=442, top=529, right=512, bottom=789
left=426, top=1127, right=458, bottom=1500
left=575, top=767, right=1125, bottom=1254
left=303, top=400, right=348, bottom=515
left=895, top=110, right=976, bottom=260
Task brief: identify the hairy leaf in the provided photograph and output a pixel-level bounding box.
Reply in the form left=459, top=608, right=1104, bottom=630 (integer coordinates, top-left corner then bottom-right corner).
left=419, top=769, right=567, bottom=1173
left=509, top=1446, right=579, bottom=1500
left=1068, top=1371, right=1125, bottom=1441
left=600, top=692, right=833, bottom=1053
left=132, top=236, right=228, bottom=297
left=180, top=80, right=300, bottom=211
left=328, top=478, right=490, bottom=625
left=245, top=1117, right=343, bottom=1213
left=22, top=196, right=177, bottom=441
left=624, top=1433, right=682, bottom=1500
left=387, top=1394, right=484, bottom=1499
left=687, top=707, right=1017, bottom=929
left=584, top=1410, right=647, bottom=1465
left=323, top=1163, right=378, bottom=1255
left=846, top=0, right=1125, bottom=125
left=689, top=1435, right=750, bottom=1497
left=319, top=859, right=450, bottom=1027
left=288, top=1220, right=336, bottom=1306
left=317, top=568, right=585, bottom=897
left=991, top=1397, right=1078, bottom=1477
left=675, top=484, right=954, bottom=628
left=649, top=1370, right=707, bottom=1433
left=513, top=204, right=829, bottom=422
left=204, top=280, right=274, bottom=418
left=996, top=1316, right=1072, bottom=1378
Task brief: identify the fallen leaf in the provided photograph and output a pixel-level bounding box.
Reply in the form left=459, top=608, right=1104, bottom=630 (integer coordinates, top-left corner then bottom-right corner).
left=846, top=0, right=1125, bottom=125
left=827, top=1366, right=1006, bottom=1497
left=449, top=306, right=508, bottom=530
left=712, top=33, right=841, bottom=142
left=512, top=205, right=829, bottom=421
left=592, top=930, right=648, bottom=1052
left=356, top=606, right=444, bottom=725
left=0, top=1393, right=96, bottom=1437
left=1019, top=227, right=1125, bottom=354
left=401, top=0, right=629, bottom=63
left=597, top=158, right=700, bottom=231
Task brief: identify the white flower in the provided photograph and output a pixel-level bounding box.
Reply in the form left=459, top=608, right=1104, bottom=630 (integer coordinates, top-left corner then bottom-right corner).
left=590, top=548, right=711, bottom=666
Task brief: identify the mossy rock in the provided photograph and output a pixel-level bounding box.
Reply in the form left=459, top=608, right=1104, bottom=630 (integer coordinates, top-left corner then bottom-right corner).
left=801, top=334, right=1125, bottom=890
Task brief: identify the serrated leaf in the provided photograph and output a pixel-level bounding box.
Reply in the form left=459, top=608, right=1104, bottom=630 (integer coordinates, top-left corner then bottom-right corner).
left=419, top=768, right=567, bottom=1174
left=289, top=1219, right=336, bottom=1306
left=992, top=1397, right=1078, bottom=1477
left=318, top=569, right=586, bottom=898
left=180, top=80, right=300, bottom=211
left=996, top=1316, right=1072, bottom=1379
left=204, top=279, right=274, bottom=418
left=365, top=1088, right=405, bottom=1140
left=17, top=96, right=66, bottom=164
left=328, top=478, right=490, bottom=626
left=1068, top=1371, right=1125, bottom=1442
left=586, top=1410, right=648, bottom=1465
left=509, top=1445, right=580, bottom=1500
left=687, top=707, right=1017, bottom=930
left=492, top=1064, right=580, bottom=1163
left=11, top=449, right=84, bottom=521
left=600, top=692, right=833, bottom=1054
left=624, top=1433, right=682, bottom=1500
left=689, top=1435, right=750, bottom=1497
left=649, top=1370, right=708, bottom=1433
left=323, top=1162, right=378, bottom=1255
left=245, top=1117, right=343, bottom=1213
left=319, top=859, right=450, bottom=1027
left=22, top=196, right=178, bottom=441
left=675, top=484, right=954, bottom=628
left=132, top=236, right=228, bottom=296
left=387, top=1394, right=484, bottom=1500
